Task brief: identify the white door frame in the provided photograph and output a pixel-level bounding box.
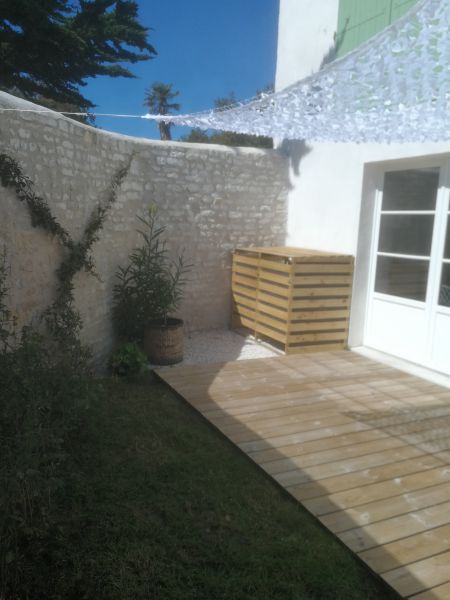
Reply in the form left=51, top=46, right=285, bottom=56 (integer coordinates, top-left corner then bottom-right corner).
left=363, top=157, right=450, bottom=373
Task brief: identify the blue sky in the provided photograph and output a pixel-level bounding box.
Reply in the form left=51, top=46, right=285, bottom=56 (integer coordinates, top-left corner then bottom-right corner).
left=84, top=0, right=279, bottom=140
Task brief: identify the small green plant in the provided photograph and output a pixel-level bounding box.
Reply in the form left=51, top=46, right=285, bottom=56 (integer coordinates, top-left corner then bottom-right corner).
left=112, top=206, right=192, bottom=342
left=110, top=342, right=147, bottom=377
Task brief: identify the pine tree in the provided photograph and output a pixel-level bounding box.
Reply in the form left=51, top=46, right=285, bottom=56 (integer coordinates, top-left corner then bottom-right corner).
left=0, top=0, right=156, bottom=110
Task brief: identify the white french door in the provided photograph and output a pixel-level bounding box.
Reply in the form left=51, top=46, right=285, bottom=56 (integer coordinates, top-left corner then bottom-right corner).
left=365, top=162, right=450, bottom=375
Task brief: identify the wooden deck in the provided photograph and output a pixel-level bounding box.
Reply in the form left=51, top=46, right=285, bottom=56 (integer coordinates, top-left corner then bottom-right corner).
left=156, top=351, right=450, bottom=599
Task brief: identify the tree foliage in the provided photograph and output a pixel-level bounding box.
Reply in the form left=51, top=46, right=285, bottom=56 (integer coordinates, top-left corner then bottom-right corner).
left=0, top=0, right=156, bottom=110
left=182, top=87, right=274, bottom=149
left=144, top=82, right=181, bottom=141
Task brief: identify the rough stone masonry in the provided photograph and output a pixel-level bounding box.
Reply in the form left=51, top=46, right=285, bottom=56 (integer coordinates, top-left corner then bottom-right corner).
left=0, top=92, right=289, bottom=367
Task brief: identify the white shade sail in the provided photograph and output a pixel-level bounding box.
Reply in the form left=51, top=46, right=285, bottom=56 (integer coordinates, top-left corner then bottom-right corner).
left=145, top=0, right=450, bottom=143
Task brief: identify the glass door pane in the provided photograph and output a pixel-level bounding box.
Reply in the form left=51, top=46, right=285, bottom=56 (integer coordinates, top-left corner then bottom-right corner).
left=374, top=167, right=439, bottom=302
left=382, top=169, right=439, bottom=211
left=378, top=214, right=434, bottom=255
left=375, top=256, right=429, bottom=301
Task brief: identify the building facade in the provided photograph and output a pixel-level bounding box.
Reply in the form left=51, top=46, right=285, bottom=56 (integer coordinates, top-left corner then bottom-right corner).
left=275, top=0, right=450, bottom=376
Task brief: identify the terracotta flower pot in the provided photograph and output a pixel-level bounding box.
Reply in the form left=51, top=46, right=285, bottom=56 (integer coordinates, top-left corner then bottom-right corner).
left=144, top=317, right=184, bottom=365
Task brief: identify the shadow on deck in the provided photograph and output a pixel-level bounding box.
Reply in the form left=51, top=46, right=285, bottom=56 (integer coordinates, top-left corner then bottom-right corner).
left=156, top=350, right=450, bottom=599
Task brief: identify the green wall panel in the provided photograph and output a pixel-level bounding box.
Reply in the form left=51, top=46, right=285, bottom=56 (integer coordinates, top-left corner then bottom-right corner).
left=391, top=0, right=419, bottom=22
left=336, top=0, right=419, bottom=57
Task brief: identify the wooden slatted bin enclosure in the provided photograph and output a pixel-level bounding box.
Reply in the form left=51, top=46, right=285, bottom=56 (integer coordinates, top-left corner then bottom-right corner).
left=231, top=247, right=354, bottom=354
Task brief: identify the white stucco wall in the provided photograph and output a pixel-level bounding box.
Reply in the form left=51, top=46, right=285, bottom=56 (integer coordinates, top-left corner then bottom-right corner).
left=276, top=0, right=450, bottom=348
left=275, top=0, right=339, bottom=90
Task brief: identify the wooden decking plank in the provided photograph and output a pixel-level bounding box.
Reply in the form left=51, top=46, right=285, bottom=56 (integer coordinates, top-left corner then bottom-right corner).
left=381, top=550, right=450, bottom=597
left=319, top=482, right=450, bottom=533
left=302, top=466, right=450, bottom=516
left=288, top=456, right=443, bottom=501
left=412, top=581, right=450, bottom=599
left=221, top=413, right=356, bottom=444
left=238, top=420, right=373, bottom=453
left=200, top=391, right=348, bottom=419
left=338, top=500, right=450, bottom=552
left=358, top=524, right=450, bottom=574
left=274, top=446, right=425, bottom=488
left=155, top=350, right=450, bottom=599
left=204, top=397, right=364, bottom=425
left=247, top=429, right=393, bottom=464
left=207, top=407, right=356, bottom=439
left=260, top=436, right=408, bottom=475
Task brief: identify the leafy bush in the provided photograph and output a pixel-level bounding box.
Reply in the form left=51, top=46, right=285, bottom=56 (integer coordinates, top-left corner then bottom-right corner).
left=112, top=206, right=192, bottom=342
left=0, top=253, right=94, bottom=599
left=110, top=342, right=147, bottom=377
left=0, top=153, right=131, bottom=598
left=0, top=248, right=16, bottom=350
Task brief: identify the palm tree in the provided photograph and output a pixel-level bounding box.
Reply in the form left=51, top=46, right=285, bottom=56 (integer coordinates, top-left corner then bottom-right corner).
left=144, top=82, right=180, bottom=141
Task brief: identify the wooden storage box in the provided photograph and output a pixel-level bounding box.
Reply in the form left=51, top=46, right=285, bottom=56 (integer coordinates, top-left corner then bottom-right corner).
left=231, top=246, right=354, bottom=355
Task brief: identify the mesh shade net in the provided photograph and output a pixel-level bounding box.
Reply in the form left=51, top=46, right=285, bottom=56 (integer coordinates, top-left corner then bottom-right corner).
left=145, top=0, right=450, bottom=142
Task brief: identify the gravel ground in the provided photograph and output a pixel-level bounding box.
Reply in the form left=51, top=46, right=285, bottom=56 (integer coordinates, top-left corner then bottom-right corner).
left=151, top=329, right=281, bottom=370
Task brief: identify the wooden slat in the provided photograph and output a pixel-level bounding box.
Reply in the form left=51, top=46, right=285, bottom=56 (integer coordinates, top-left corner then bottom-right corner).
left=233, top=304, right=256, bottom=322
left=289, top=320, right=348, bottom=332
left=259, top=270, right=291, bottom=285
left=274, top=446, right=424, bottom=488
left=236, top=247, right=351, bottom=259
left=258, top=279, right=289, bottom=295
left=255, top=302, right=288, bottom=321
left=413, top=581, right=450, bottom=600
left=257, top=311, right=288, bottom=331
left=232, top=284, right=257, bottom=300
left=233, top=253, right=259, bottom=267
left=358, top=524, right=450, bottom=573
left=339, top=501, right=450, bottom=552
left=253, top=322, right=288, bottom=344
left=259, top=258, right=291, bottom=273
left=288, top=331, right=347, bottom=343
left=232, top=292, right=256, bottom=310
left=292, top=286, right=352, bottom=297
left=248, top=429, right=393, bottom=464
left=294, top=263, right=354, bottom=274
left=233, top=315, right=287, bottom=344
left=293, top=275, right=354, bottom=285
left=382, top=550, right=450, bottom=597
left=303, top=466, right=450, bottom=516
left=261, top=437, right=406, bottom=475
left=290, top=455, right=443, bottom=502
left=291, top=298, right=350, bottom=309
left=286, top=342, right=346, bottom=354
left=232, top=264, right=258, bottom=278
left=291, top=309, right=350, bottom=320
left=258, top=290, right=289, bottom=309
left=232, top=273, right=259, bottom=289
left=320, top=482, right=450, bottom=533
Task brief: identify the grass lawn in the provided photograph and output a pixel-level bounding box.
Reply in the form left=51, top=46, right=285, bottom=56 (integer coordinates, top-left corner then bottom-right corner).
left=47, top=378, right=399, bottom=599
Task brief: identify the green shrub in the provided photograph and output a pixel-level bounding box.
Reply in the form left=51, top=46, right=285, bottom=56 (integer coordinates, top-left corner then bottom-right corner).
left=0, top=248, right=16, bottom=350
left=0, top=254, right=94, bottom=599
left=110, top=342, right=147, bottom=377
left=112, top=206, right=192, bottom=342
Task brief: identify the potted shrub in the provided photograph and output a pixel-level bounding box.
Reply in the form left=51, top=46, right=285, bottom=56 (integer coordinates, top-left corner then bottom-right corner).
left=112, top=206, right=192, bottom=365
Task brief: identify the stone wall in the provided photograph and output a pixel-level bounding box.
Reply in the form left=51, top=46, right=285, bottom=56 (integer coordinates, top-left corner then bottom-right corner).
left=0, top=92, right=288, bottom=366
